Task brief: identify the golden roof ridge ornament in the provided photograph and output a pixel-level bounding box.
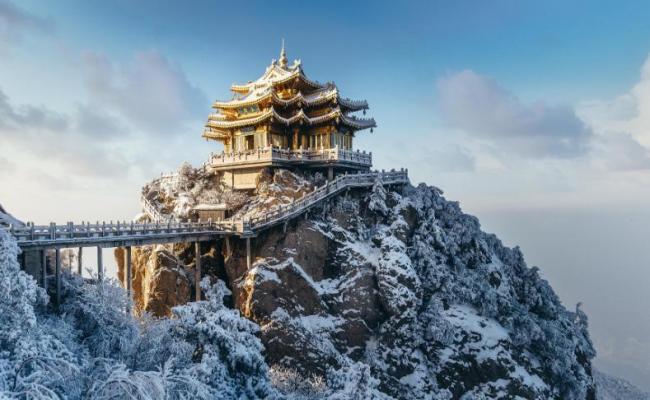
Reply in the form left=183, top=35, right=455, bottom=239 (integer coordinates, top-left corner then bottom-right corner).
left=279, top=38, right=288, bottom=68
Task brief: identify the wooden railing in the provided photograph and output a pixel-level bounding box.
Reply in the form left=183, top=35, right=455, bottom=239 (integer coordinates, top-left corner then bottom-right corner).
left=246, top=169, right=408, bottom=229
left=208, top=146, right=372, bottom=168
left=9, top=220, right=235, bottom=244
left=7, top=170, right=408, bottom=247
left=140, top=193, right=173, bottom=223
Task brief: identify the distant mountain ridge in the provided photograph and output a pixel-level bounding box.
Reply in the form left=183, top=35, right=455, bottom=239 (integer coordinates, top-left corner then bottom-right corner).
left=596, top=370, right=650, bottom=400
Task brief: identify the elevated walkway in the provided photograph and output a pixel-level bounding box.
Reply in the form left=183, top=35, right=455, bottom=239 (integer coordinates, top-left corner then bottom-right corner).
left=8, top=169, right=408, bottom=250
left=7, top=169, right=408, bottom=306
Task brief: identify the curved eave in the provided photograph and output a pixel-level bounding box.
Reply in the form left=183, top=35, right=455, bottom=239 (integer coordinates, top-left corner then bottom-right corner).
left=206, top=106, right=375, bottom=131
left=337, top=97, right=369, bottom=111
left=340, top=114, right=376, bottom=130
left=214, top=89, right=369, bottom=112
left=213, top=91, right=273, bottom=109
left=202, top=128, right=230, bottom=141
left=229, top=68, right=324, bottom=93
left=230, top=84, right=252, bottom=93
left=274, top=68, right=324, bottom=89
left=207, top=109, right=274, bottom=129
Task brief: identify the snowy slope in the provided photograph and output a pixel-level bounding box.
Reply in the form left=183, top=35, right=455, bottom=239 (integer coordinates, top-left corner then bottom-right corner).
left=179, top=170, right=597, bottom=399
left=0, top=167, right=602, bottom=399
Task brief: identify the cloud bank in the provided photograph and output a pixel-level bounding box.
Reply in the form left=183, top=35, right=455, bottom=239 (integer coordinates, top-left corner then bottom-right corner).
left=436, top=70, right=593, bottom=159
left=0, top=50, right=208, bottom=180
left=82, top=50, right=207, bottom=136
left=435, top=65, right=650, bottom=176
left=578, top=56, right=650, bottom=171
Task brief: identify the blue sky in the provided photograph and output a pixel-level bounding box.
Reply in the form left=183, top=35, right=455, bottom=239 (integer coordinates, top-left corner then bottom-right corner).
left=19, top=1, right=650, bottom=96
left=2, top=0, right=650, bottom=391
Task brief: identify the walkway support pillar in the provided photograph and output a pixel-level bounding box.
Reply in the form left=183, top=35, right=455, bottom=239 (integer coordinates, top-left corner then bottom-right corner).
left=195, top=242, right=201, bottom=301
left=97, top=246, right=103, bottom=282
left=55, top=248, right=61, bottom=307
left=41, top=249, right=47, bottom=290
left=125, top=246, right=132, bottom=297
left=77, top=247, right=83, bottom=276
left=246, top=237, right=251, bottom=270
left=125, top=246, right=132, bottom=313
left=328, top=167, right=334, bottom=181
left=225, top=236, right=231, bottom=261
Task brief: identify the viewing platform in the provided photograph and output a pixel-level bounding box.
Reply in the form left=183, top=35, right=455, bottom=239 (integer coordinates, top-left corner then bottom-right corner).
left=208, top=146, right=372, bottom=172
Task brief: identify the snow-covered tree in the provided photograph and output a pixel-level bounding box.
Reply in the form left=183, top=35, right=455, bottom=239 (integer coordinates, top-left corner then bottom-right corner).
left=62, top=277, right=138, bottom=361
left=0, top=229, right=279, bottom=399
left=169, top=279, right=274, bottom=399
left=0, top=228, right=45, bottom=354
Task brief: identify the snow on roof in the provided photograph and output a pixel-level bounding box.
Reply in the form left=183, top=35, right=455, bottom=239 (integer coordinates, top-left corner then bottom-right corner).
left=229, top=59, right=324, bottom=95
left=206, top=49, right=374, bottom=134
left=213, top=86, right=369, bottom=113
left=206, top=106, right=376, bottom=130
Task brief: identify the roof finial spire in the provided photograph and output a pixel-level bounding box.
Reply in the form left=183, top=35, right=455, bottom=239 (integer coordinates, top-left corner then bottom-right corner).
left=279, top=38, right=288, bottom=68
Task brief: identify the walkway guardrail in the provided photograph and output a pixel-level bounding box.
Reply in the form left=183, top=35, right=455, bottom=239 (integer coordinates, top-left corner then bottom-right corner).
left=9, top=169, right=408, bottom=307
left=209, top=146, right=372, bottom=168
left=140, top=194, right=173, bottom=223
left=247, top=169, right=408, bottom=230
left=7, top=169, right=408, bottom=249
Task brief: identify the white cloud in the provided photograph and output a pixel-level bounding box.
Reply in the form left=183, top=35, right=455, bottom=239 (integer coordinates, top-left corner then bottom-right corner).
left=0, top=49, right=211, bottom=181
left=436, top=70, right=592, bottom=158
left=74, top=104, right=130, bottom=141
left=592, top=133, right=650, bottom=171
left=0, top=88, right=68, bottom=131
left=0, top=87, right=130, bottom=177
left=81, top=50, right=208, bottom=136
left=577, top=54, right=650, bottom=171
left=0, top=48, right=214, bottom=228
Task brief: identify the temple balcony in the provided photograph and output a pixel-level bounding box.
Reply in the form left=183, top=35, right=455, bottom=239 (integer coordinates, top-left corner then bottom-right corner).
left=207, top=146, right=372, bottom=172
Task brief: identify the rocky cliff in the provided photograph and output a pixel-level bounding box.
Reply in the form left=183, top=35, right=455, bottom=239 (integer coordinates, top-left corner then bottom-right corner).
left=119, top=166, right=596, bottom=399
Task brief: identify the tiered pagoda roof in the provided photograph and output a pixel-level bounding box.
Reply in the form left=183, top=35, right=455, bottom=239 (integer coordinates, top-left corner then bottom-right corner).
left=203, top=44, right=376, bottom=141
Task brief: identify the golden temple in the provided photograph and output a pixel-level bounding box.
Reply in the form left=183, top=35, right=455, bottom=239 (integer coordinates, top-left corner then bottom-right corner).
left=203, top=43, right=376, bottom=189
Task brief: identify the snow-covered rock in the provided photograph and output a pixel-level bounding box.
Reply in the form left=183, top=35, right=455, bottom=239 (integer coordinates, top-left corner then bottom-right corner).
left=120, top=167, right=598, bottom=398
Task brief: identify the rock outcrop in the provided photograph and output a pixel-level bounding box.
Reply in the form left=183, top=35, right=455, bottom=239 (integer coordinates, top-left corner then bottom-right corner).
left=115, top=245, right=191, bottom=317
left=119, top=166, right=597, bottom=399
